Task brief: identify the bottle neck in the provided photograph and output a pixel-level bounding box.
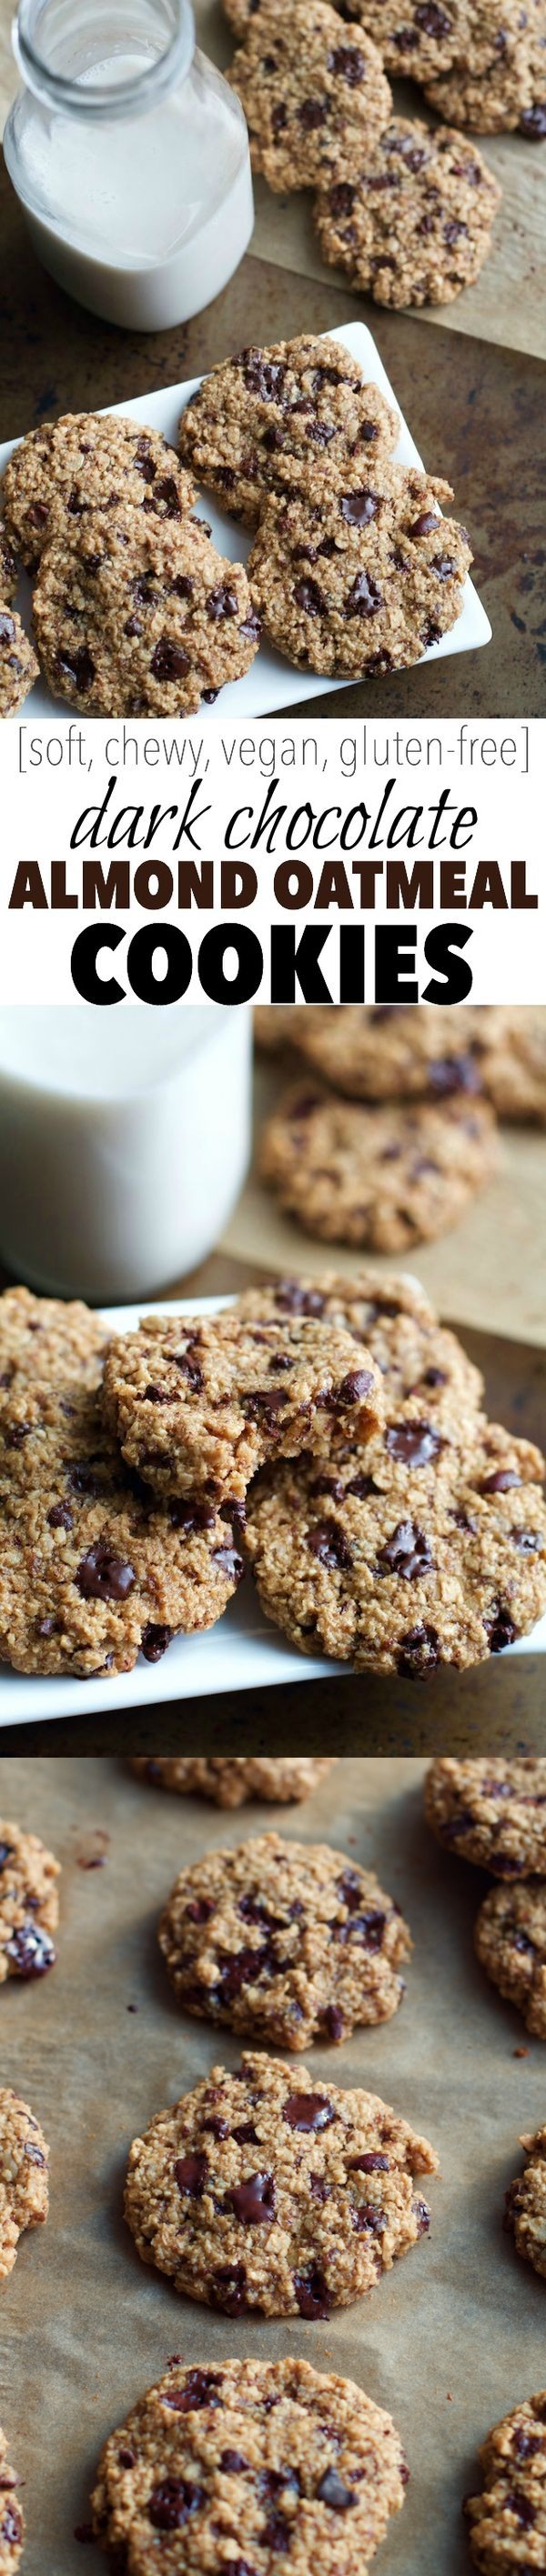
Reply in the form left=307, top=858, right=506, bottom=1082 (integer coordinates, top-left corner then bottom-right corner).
left=12, top=0, right=195, bottom=117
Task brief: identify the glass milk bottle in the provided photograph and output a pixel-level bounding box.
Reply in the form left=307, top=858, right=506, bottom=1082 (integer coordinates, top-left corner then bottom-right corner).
left=4, top=0, right=254, bottom=329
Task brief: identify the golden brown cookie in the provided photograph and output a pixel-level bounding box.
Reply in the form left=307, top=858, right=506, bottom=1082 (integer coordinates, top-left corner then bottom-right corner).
left=125, top=2050, right=438, bottom=2315
left=158, top=1832, right=411, bottom=2047
left=314, top=119, right=500, bottom=307
left=228, top=1, right=392, bottom=190
left=0, top=2090, right=49, bottom=2278
left=91, top=2355, right=409, bottom=2571
left=130, top=1756, right=335, bottom=1803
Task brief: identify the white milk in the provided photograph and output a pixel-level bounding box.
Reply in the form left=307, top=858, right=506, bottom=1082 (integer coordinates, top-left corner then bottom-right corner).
left=0, top=1007, right=251, bottom=1300
left=5, top=11, right=253, bottom=329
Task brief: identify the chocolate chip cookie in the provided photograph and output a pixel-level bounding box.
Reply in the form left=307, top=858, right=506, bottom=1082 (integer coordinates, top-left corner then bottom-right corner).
left=314, top=118, right=500, bottom=306
left=0, top=1822, right=59, bottom=1981
left=102, top=1307, right=383, bottom=1505
left=248, top=456, right=472, bottom=677
left=258, top=1082, right=497, bottom=1248
left=33, top=503, right=260, bottom=717
left=425, top=1757, right=546, bottom=1877
left=178, top=335, right=399, bottom=528
left=0, top=2430, right=23, bottom=2570
left=2, top=411, right=196, bottom=575
left=0, top=2090, right=49, bottom=2279
left=0, top=1285, right=107, bottom=1414
left=0, top=1369, right=245, bottom=1679
left=158, top=1832, right=411, bottom=2048
left=130, top=1756, right=335, bottom=1803
left=504, top=2128, right=546, bottom=2280
left=0, top=608, right=38, bottom=717
left=245, top=1414, right=546, bottom=1672
left=465, top=2391, right=546, bottom=2575
left=424, top=0, right=546, bottom=135
left=293, top=1003, right=546, bottom=1114
left=228, top=2, right=392, bottom=191
left=475, top=1882, right=546, bottom=2036
left=91, top=2354, right=408, bottom=2571
left=125, top=2049, right=438, bottom=2316
left=238, top=1269, right=483, bottom=1428
left=0, top=525, right=17, bottom=604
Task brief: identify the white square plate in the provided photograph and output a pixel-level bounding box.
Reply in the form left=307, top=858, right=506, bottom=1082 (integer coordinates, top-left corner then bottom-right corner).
left=0, top=321, right=491, bottom=721
left=0, top=1291, right=542, bottom=1725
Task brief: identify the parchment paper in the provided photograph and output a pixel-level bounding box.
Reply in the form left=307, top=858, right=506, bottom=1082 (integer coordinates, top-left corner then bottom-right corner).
left=0, top=1753, right=544, bottom=2576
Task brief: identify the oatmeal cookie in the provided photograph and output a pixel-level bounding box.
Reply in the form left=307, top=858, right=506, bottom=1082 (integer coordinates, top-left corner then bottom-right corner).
left=2, top=411, right=196, bottom=575
left=245, top=1413, right=546, bottom=1673
left=0, top=2429, right=23, bottom=2570
left=0, top=607, right=38, bottom=717
left=0, top=1822, right=59, bottom=1981
left=254, top=1006, right=310, bottom=1053
left=0, top=525, right=17, bottom=604
left=0, top=1371, right=245, bottom=1679
left=179, top=335, right=398, bottom=528
left=258, top=1081, right=497, bottom=1249
left=102, top=1306, right=383, bottom=1505
left=33, top=503, right=260, bottom=717
left=0, top=2090, right=49, bottom=2279
left=465, top=2391, right=546, bottom=2574
left=238, top=1269, right=483, bottom=1428
left=0, top=1285, right=107, bottom=1418
left=475, top=1882, right=546, bottom=2037
left=425, top=0, right=546, bottom=135
left=129, top=1756, right=335, bottom=1803
left=91, top=2354, right=408, bottom=2572
left=248, top=456, right=471, bottom=677
left=314, top=119, right=500, bottom=307
left=228, top=3, right=392, bottom=193
left=504, top=2128, right=546, bottom=2280
left=158, top=1832, right=411, bottom=2048
left=425, top=1757, right=546, bottom=1877
left=293, top=1002, right=546, bottom=1114
left=125, top=2049, right=438, bottom=2316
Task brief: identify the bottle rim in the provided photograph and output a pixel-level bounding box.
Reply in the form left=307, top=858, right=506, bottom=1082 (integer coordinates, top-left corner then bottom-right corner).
left=11, top=0, right=196, bottom=116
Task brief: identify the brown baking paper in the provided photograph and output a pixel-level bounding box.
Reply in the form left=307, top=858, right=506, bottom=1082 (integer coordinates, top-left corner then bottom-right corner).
left=0, top=1752, right=544, bottom=2576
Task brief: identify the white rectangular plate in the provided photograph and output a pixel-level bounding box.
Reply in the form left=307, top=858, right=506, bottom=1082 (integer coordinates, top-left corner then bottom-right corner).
left=0, top=1291, right=542, bottom=1725
left=1, top=321, right=491, bottom=721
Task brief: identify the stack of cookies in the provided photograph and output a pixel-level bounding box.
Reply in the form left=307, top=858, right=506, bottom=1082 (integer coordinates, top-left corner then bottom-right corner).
left=0, top=410, right=261, bottom=717
left=256, top=1000, right=546, bottom=1248
left=0, top=1262, right=544, bottom=1680
left=179, top=332, right=474, bottom=678
left=0, top=336, right=476, bottom=707
left=222, top=0, right=503, bottom=307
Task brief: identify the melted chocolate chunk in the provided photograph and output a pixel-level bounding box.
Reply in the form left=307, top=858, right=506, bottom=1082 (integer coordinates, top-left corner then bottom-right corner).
left=228, top=2172, right=276, bottom=2223
left=148, top=2479, right=204, bottom=2531
left=283, top=2091, right=334, bottom=2130
left=141, top=1622, right=172, bottom=1662
left=164, top=2370, right=220, bottom=2413
left=211, top=2261, right=249, bottom=2314
left=318, top=2469, right=356, bottom=2511
left=308, top=1519, right=352, bottom=1569
left=175, top=2152, right=208, bottom=2198
left=5, top=1922, right=56, bottom=1977
left=293, top=2265, right=330, bottom=2318
left=378, top=1519, right=433, bottom=1579
left=76, top=1541, right=135, bottom=1602
left=385, top=1421, right=442, bottom=1467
